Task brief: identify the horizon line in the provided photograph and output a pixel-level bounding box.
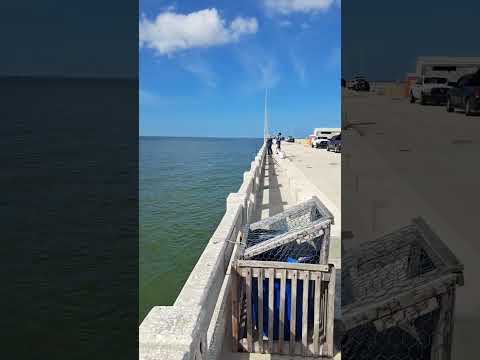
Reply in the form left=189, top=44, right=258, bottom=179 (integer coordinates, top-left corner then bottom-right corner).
left=139, top=135, right=266, bottom=140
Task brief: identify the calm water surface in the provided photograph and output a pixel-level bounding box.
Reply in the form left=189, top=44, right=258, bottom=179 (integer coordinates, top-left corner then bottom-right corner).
left=139, top=137, right=262, bottom=321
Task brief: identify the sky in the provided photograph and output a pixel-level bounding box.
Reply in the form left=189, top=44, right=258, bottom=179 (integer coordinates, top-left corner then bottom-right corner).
left=139, top=0, right=341, bottom=138
left=342, top=0, right=480, bottom=81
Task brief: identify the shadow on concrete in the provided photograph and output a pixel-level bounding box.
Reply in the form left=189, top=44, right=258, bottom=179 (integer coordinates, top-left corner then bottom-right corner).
left=265, top=156, right=285, bottom=217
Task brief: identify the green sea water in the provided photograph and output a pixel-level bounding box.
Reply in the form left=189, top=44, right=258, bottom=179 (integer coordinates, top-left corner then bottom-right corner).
left=139, top=136, right=262, bottom=321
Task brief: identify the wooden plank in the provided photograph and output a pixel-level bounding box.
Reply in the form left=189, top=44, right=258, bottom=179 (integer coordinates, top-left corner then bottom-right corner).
left=342, top=272, right=457, bottom=329
left=231, top=264, right=239, bottom=352
left=326, top=267, right=336, bottom=357
left=413, top=217, right=464, bottom=272
left=279, top=269, right=287, bottom=354
left=320, top=226, right=331, bottom=264
left=258, top=268, right=264, bottom=353
left=289, top=269, right=298, bottom=355
left=313, top=272, right=322, bottom=355
left=246, top=267, right=253, bottom=352
left=237, top=260, right=329, bottom=272
left=302, top=271, right=309, bottom=356
left=268, top=269, right=274, bottom=354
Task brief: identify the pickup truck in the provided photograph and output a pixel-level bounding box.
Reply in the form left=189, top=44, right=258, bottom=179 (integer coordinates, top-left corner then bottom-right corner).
left=446, top=73, right=480, bottom=115
left=409, top=76, right=451, bottom=105
left=311, top=136, right=330, bottom=149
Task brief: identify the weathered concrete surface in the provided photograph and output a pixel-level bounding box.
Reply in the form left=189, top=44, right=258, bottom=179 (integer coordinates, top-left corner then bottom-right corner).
left=342, top=90, right=480, bottom=359
left=279, top=142, right=341, bottom=269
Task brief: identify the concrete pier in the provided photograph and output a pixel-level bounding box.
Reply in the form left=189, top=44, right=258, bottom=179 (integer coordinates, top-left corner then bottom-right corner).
left=139, top=142, right=341, bottom=360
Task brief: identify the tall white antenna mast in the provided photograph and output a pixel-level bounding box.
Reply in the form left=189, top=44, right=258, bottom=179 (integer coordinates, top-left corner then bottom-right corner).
left=264, top=88, right=269, bottom=141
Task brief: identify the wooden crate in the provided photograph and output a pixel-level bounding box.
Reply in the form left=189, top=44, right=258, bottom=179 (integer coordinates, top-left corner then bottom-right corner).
left=341, top=217, right=464, bottom=360
left=231, top=260, right=336, bottom=357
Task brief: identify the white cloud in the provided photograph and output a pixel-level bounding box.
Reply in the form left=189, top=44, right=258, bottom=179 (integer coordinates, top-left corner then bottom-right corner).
left=264, top=0, right=336, bottom=14
left=139, top=8, right=258, bottom=55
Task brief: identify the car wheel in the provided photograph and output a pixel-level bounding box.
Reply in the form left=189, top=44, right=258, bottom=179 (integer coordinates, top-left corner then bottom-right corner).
left=446, top=97, right=454, bottom=112
left=410, top=92, right=415, bottom=103
left=465, top=98, right=472, bottom=116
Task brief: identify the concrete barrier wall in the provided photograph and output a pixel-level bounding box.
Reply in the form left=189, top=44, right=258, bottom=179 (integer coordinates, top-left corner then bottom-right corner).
left=139, top=144, right=267, bottom=360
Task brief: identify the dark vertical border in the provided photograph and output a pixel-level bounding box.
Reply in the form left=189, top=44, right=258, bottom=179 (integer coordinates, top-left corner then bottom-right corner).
left=1, top=1, right=138, bottom=359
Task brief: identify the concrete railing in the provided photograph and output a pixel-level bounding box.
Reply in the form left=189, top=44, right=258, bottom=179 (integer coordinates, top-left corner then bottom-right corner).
left=139, top=143, right=267, bottom=360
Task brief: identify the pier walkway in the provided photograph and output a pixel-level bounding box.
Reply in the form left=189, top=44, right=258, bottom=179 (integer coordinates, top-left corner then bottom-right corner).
left=225, top=143, right=341, bottom=359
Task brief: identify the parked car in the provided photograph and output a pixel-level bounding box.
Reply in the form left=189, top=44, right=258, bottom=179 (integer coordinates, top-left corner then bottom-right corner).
left=286, top=136, right=295, bottom=143
left=327, top=134, right=341, bottom=153
left=348, top=76, right=370, bottom=91
left=351, top=78, right=370, bottom=92
left=312, top=136, right=330, bottom=149
left=446, top=73, right=480, bottom=115
left=410, top=76, right=450, bottom=105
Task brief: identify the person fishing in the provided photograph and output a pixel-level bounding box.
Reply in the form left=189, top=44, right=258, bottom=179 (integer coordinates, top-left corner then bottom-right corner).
left=266, top=136, right=273, bottom=155
left=275, top=132, right=282, bottom=153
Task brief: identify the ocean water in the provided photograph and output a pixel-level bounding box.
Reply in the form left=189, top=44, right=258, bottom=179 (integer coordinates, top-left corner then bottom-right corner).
left=139, top=136, right=262, bottom=321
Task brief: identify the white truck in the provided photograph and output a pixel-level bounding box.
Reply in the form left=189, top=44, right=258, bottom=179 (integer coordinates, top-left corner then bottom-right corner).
left=409, top=76, right=452, bottom=105
left=311, top=128, right=341, bottom=149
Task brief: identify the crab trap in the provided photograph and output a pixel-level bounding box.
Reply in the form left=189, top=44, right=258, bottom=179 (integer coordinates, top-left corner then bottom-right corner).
left=231, top=197, right=337, bottom=357
left=341, top=217, right=464, bottom=360
left=240, top=196, right=334, bottom=264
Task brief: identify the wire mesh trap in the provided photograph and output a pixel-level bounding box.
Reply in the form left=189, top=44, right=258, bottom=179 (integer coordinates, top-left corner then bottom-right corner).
left=241, top=196, right=334, bottom=264
left=341, top=217, right=464, bottom=360
left=231, top=197, right=336, bottom=357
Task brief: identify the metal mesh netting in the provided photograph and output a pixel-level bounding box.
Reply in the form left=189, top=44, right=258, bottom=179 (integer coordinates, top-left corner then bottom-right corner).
left=246, top=232, right=324, bottom=263
left=341, top=311, right=438, bottom=360
left=341, top=219, right=462, bottom=360
left=242, top=197, right=333, bottom=264
left=342, top=224, right=441, bottom=308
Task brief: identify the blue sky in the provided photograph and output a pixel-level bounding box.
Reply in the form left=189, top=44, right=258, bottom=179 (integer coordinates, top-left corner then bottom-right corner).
left=139, top=0, right=340, bottom=138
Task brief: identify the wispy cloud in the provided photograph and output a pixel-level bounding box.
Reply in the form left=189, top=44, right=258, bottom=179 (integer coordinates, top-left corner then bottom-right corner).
left=178, top=56, right=218, bottom=88
left=236, top=45, right=280, bottom=90
left=279, top=19, right=292, bottom=27
left=140, top=89, right=161, bottom=106
left=263, top=0, right=336, bottom=15
left=139, top=8, right=258, bottom=55
left=259, top=59, right=280, bottom=89
left=290, top=51, right=307, bottom=86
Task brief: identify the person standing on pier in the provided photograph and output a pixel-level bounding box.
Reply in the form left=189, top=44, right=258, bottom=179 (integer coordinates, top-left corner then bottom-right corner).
left=275, top=132, right=282, bottom=153
left=266, top=136, right=273, bottom=155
